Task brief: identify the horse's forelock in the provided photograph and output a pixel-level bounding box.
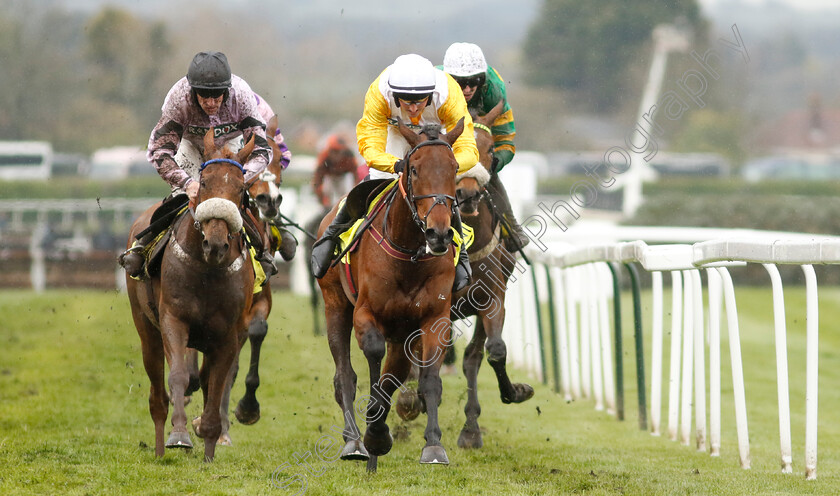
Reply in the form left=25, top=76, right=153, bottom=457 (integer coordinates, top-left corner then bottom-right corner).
left=420, top=124, right=441, bottom=141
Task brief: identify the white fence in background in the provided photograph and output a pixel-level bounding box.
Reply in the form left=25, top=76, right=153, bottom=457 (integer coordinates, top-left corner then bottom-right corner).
left=501, top=225, right=840, bottom=480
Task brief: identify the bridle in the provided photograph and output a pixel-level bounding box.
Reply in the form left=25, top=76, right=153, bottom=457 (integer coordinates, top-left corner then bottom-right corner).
left=400, top=139, right=457, bottom=231
left=190, top=158, right=247, bottom=237
left=382, top=138, right=457, bottom=260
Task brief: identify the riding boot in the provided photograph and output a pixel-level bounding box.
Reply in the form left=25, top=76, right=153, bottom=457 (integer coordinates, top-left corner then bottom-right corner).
left=243, top=211, right=278, bottom=278
left=310, top=204, right=354, bottom=279
left=452, top=208, right=472, bottom=293
left=118, top=231, right=154, bottom=279
left=487, top=173, right=530, bottom=253
left=277, top=227, right=298, bottom=262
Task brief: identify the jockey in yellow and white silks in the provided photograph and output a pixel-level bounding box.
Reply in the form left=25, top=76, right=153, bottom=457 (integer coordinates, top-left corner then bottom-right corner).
left=310, top=54, right=480, bottom=292
left=356, top=55, right=479, bottom=179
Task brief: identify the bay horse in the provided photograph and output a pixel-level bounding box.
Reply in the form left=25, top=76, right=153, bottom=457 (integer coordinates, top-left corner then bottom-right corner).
left=396, top=102, right=534, bottom=447
left=126, top=128, right=256, bottom=462
left=450, top=102, right=534, bottom=448
left=317, top=118, right=464, bottom=472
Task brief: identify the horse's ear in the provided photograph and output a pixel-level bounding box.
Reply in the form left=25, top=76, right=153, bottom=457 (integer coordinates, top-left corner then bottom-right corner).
left=396, top=117, right=423, bottom=148
left=237, top=134, right=256, bottom=164
left=479, top=100, right=505, bottom=127
left=267, top=114, right=278, bottom=139
left=204, top=128, right=217, bottom=158
left=444, top=117, right=465, bottom=146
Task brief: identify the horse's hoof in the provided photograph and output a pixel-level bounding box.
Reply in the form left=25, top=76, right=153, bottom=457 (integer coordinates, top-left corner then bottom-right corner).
left=165, top=431, right=193, bottom=449
left=216, top=433, right=233, bottom=446
left=340, top=439, right=369, bottom=461
left=501, top=383, right=535, bottom=404
left=457, top=429, right=483, bottom=449
left=235, top=400, right=261, bottom=425
left=191, top=416, right=205, bottom=438
left=364, top=426, right=393, bottom=457
left=396, top=389, right=422, bottom=422
left=419, top=445, right=449, bottom=465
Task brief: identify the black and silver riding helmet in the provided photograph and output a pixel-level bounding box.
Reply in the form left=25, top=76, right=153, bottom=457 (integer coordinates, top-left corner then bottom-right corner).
left=187, top=51, right=232, bottom=95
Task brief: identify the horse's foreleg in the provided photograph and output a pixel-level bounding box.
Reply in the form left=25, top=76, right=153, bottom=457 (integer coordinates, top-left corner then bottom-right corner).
left=325, top=297, right=366, bottom=461
left=359, top=325, right=388, bottom=473
left=484, top=310, right=534, bottom=405
left=417, top=319, right=449, bottom=465
left=215, top=338, right=244, bottom=446
left=236, top=301, right=269, bottom=425
left=161, top=316, right=193, bottom=450
left=185, top=348, right=200, bottom=398
left=458, top=318, right=487, bottom=449
left=198, top=338, right=238, bottom=462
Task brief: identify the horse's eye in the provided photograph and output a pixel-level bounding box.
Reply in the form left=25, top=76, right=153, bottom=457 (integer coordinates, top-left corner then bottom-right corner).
left=411, top=167, right=418, bottom=177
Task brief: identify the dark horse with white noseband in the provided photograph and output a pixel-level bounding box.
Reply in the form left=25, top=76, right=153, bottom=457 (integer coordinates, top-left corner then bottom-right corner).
left=317, top=118, right=464, bottom=472
left=125, top=129, right=255, bottom=462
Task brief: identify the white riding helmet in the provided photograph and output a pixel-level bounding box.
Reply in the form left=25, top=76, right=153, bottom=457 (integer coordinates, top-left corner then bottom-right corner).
left=388, top=54, right=436, bottom=95
left=443, top=42, right=487, bottom=77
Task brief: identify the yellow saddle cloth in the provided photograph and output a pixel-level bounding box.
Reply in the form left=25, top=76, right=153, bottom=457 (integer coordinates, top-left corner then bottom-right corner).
left=336, top=181, right=473, bottom=265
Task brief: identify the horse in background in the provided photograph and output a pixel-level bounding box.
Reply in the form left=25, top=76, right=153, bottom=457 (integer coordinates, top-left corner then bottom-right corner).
left=317, top=119, right=465, bottom=472
left=395, top=102, right=534, bottom=448
left=125, top=128, right=256, bottom=461
left=450, top=102, right=534, bottom=448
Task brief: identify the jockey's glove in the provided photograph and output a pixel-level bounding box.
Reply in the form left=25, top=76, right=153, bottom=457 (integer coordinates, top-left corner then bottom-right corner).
left=394, top=158, right=407, bottom=174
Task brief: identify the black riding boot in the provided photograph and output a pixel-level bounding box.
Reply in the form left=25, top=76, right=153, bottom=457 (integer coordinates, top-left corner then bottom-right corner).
left=487, top=173, right=530, bottom=253
left=310, top=205, right=353, bottom=279
left=277, top=227, right=298, bottom=262
left=118, top=231, right=154, bottom=279
left=244, top=216, right=278, bottom=280
left=118, top=193, right=189, bottom=279
left=452, top=208, right=472, bottom=293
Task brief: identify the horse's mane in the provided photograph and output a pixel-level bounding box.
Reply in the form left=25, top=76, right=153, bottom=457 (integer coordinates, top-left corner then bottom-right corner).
left=420, top=123, right=442, bottom=140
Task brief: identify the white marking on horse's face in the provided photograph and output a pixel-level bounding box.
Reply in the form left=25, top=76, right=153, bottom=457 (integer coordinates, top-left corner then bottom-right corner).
left=224, top=172, right=231, bottom=183
left=267, top=181, right=281, bottom=202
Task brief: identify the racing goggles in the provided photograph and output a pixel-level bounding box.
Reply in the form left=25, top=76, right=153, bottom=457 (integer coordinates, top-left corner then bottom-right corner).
left=195, top=87, right=227, bottom=99
left=454, top=74, right=485, bottom=89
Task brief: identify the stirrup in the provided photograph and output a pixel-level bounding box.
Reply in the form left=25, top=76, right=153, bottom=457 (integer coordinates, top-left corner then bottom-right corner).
left=119, top=245, right=146, bottom=278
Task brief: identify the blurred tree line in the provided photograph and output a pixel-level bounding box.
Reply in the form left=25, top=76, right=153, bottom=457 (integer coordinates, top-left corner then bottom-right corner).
left=520, top=0, right=751, bottom=168
left=0, top=5, right=177, bottom=153
left=1, top=0, right=762, bottom=167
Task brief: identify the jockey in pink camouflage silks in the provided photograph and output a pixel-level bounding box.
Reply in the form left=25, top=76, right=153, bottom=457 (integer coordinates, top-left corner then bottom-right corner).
left=119, top=51, right=277, bottom=279
left=147, top=53, right=270, bottom=196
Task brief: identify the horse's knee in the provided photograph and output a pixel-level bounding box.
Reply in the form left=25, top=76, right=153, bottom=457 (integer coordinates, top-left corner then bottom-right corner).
left=485, top=338, right=507, bottom=365
left=168, top=369, right=190, bottom=392
left=248, top=318, right=268, bottom=343
left=418, top=374, right=442, bottom=406
left=361, top=331, right=386, bottom=363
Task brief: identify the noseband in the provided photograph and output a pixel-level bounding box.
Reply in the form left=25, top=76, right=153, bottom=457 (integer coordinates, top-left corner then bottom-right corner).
left=191, top=158, right=247, bottom=235
left=401, top=139, right=457, bottom=231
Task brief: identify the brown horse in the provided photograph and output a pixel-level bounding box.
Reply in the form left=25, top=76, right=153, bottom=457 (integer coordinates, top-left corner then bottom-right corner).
left=317, top=118, right=464, bottom=472
left=126, top=129, right=256, bottom=462
left=397, top=102, right=535, bottom=447
left=189, top=115, right=290, bottom=443
left=452, top=103, right=534, bottom=448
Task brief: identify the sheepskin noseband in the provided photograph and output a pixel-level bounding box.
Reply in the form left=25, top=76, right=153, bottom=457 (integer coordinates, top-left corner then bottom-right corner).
left=194, top=197, right=243, bottom=232
left=456, top=162, right=491, bottom=187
